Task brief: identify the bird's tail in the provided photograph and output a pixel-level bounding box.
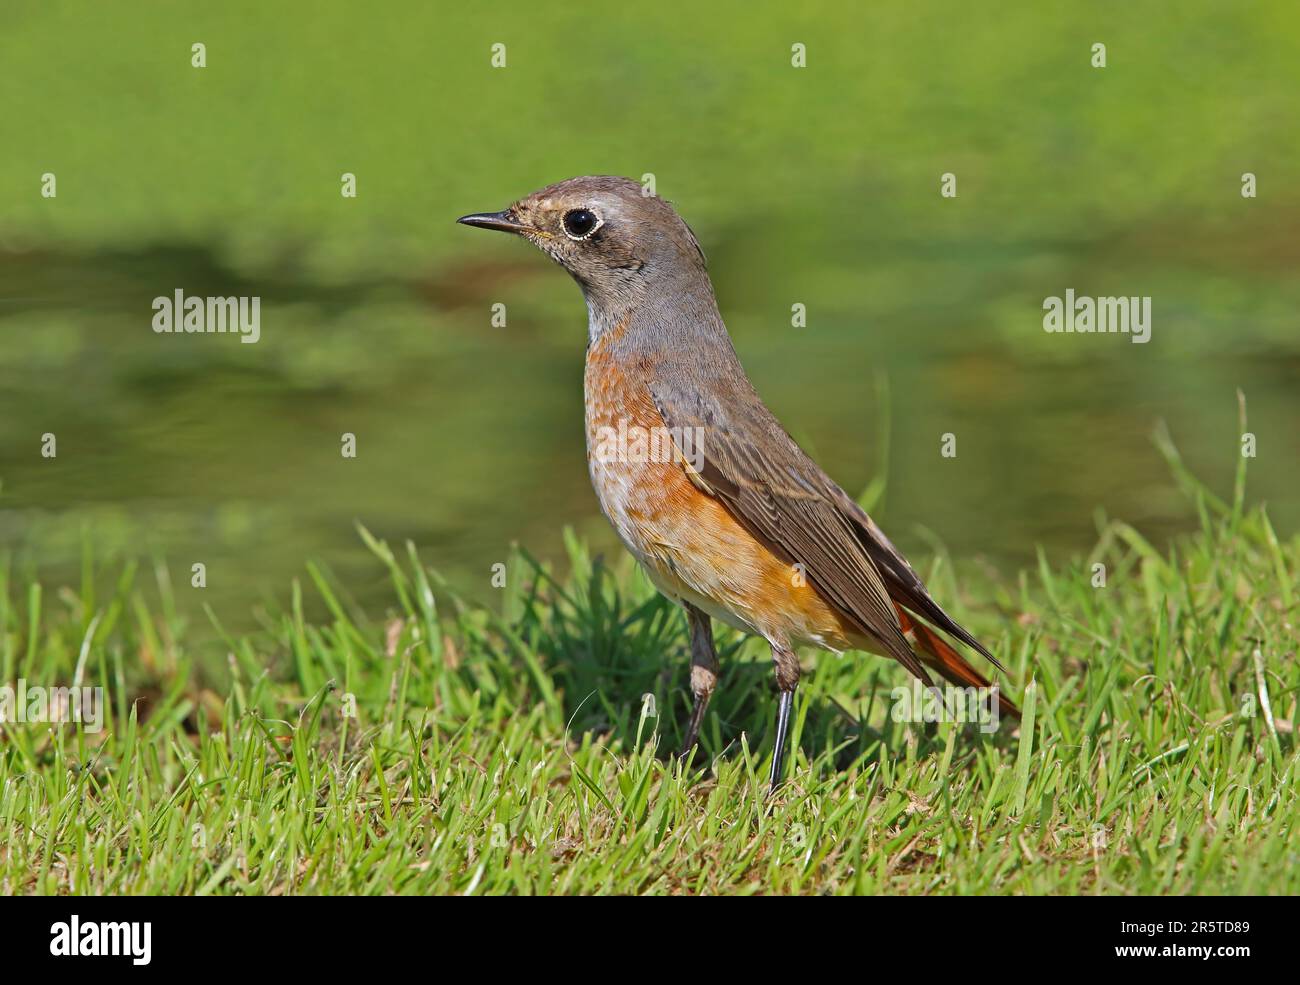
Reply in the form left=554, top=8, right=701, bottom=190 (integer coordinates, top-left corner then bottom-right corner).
left=895, top=605, right=1020, bottom=721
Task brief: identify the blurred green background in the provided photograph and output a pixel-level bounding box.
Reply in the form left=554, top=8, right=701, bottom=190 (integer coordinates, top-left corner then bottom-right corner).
left=2, top=1, right=1297, bottom=628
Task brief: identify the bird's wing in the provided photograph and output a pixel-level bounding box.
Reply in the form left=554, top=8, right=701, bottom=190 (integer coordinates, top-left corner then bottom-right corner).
left=827, top=487, right=1003, bottom=670
left=648, top=381, right=934, bottom=686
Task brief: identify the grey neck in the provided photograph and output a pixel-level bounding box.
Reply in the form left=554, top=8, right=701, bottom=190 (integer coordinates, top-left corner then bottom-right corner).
left=583, top=263, right=729, bottom=357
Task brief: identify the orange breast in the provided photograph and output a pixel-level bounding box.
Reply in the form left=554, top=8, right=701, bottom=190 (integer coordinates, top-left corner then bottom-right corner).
left=583, top=335, right=860, bottom=650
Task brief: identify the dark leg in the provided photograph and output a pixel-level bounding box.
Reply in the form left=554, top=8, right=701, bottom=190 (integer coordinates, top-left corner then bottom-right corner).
left=679, top=603, right=719, bottom=758
left=768, top=642, right=801, bottom=793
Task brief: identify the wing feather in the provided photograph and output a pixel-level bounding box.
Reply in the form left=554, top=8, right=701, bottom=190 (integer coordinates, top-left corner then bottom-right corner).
left=651, top=384, right=934, bottom=685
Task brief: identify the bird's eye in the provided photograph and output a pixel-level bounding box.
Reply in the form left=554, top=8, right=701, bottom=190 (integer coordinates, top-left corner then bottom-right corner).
left=562, top=208, right=601, bottom=240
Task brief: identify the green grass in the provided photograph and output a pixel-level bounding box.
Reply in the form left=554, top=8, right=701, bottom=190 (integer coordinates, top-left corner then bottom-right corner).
left=2, top=425, right=1297, bottom=895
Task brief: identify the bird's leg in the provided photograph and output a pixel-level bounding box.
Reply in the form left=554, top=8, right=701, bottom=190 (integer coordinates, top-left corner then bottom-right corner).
left=679, top=603, right=719, bottom=759
left=767, top=642, right=801, bottom=794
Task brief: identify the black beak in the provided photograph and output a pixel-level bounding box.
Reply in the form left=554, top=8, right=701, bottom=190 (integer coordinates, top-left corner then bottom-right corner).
left=456, top=210, right=530, bottom=234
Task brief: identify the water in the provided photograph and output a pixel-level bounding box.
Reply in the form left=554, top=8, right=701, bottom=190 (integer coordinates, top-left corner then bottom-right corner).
left=2, top=238, right=1295, bottom=630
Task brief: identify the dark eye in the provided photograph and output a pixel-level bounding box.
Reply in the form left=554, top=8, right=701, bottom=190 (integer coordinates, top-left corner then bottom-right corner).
left=562, top=208, right=601, bottom=240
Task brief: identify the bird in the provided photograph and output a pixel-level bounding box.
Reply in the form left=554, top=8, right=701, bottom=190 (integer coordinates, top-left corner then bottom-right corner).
left=459, top=176, right=1017, bottom=792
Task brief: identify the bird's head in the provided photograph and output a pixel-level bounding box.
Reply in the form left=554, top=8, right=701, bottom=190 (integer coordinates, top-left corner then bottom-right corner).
left=458, top=176, right=707, bottom=319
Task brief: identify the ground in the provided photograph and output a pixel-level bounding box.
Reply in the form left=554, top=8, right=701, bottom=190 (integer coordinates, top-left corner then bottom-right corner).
left=2, top=453, right=1297, bottom=895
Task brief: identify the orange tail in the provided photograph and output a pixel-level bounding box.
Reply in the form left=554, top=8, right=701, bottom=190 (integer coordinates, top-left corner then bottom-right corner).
left=895, top=606, right=1020, bottom=720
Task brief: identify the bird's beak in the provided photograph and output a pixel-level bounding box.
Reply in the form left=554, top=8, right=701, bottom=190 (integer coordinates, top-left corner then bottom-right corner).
left=456, top=209, right=532, bottom=234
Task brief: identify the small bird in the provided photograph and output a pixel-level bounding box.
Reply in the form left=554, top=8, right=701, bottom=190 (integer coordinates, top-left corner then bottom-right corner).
left=460, top=177, right=1017, bottom=791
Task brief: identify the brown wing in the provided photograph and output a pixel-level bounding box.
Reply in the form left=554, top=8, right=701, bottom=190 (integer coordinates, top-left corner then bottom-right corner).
left=649, top=383, right=935, bottom=687
left=829, top=487, right=1005, bottom=672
